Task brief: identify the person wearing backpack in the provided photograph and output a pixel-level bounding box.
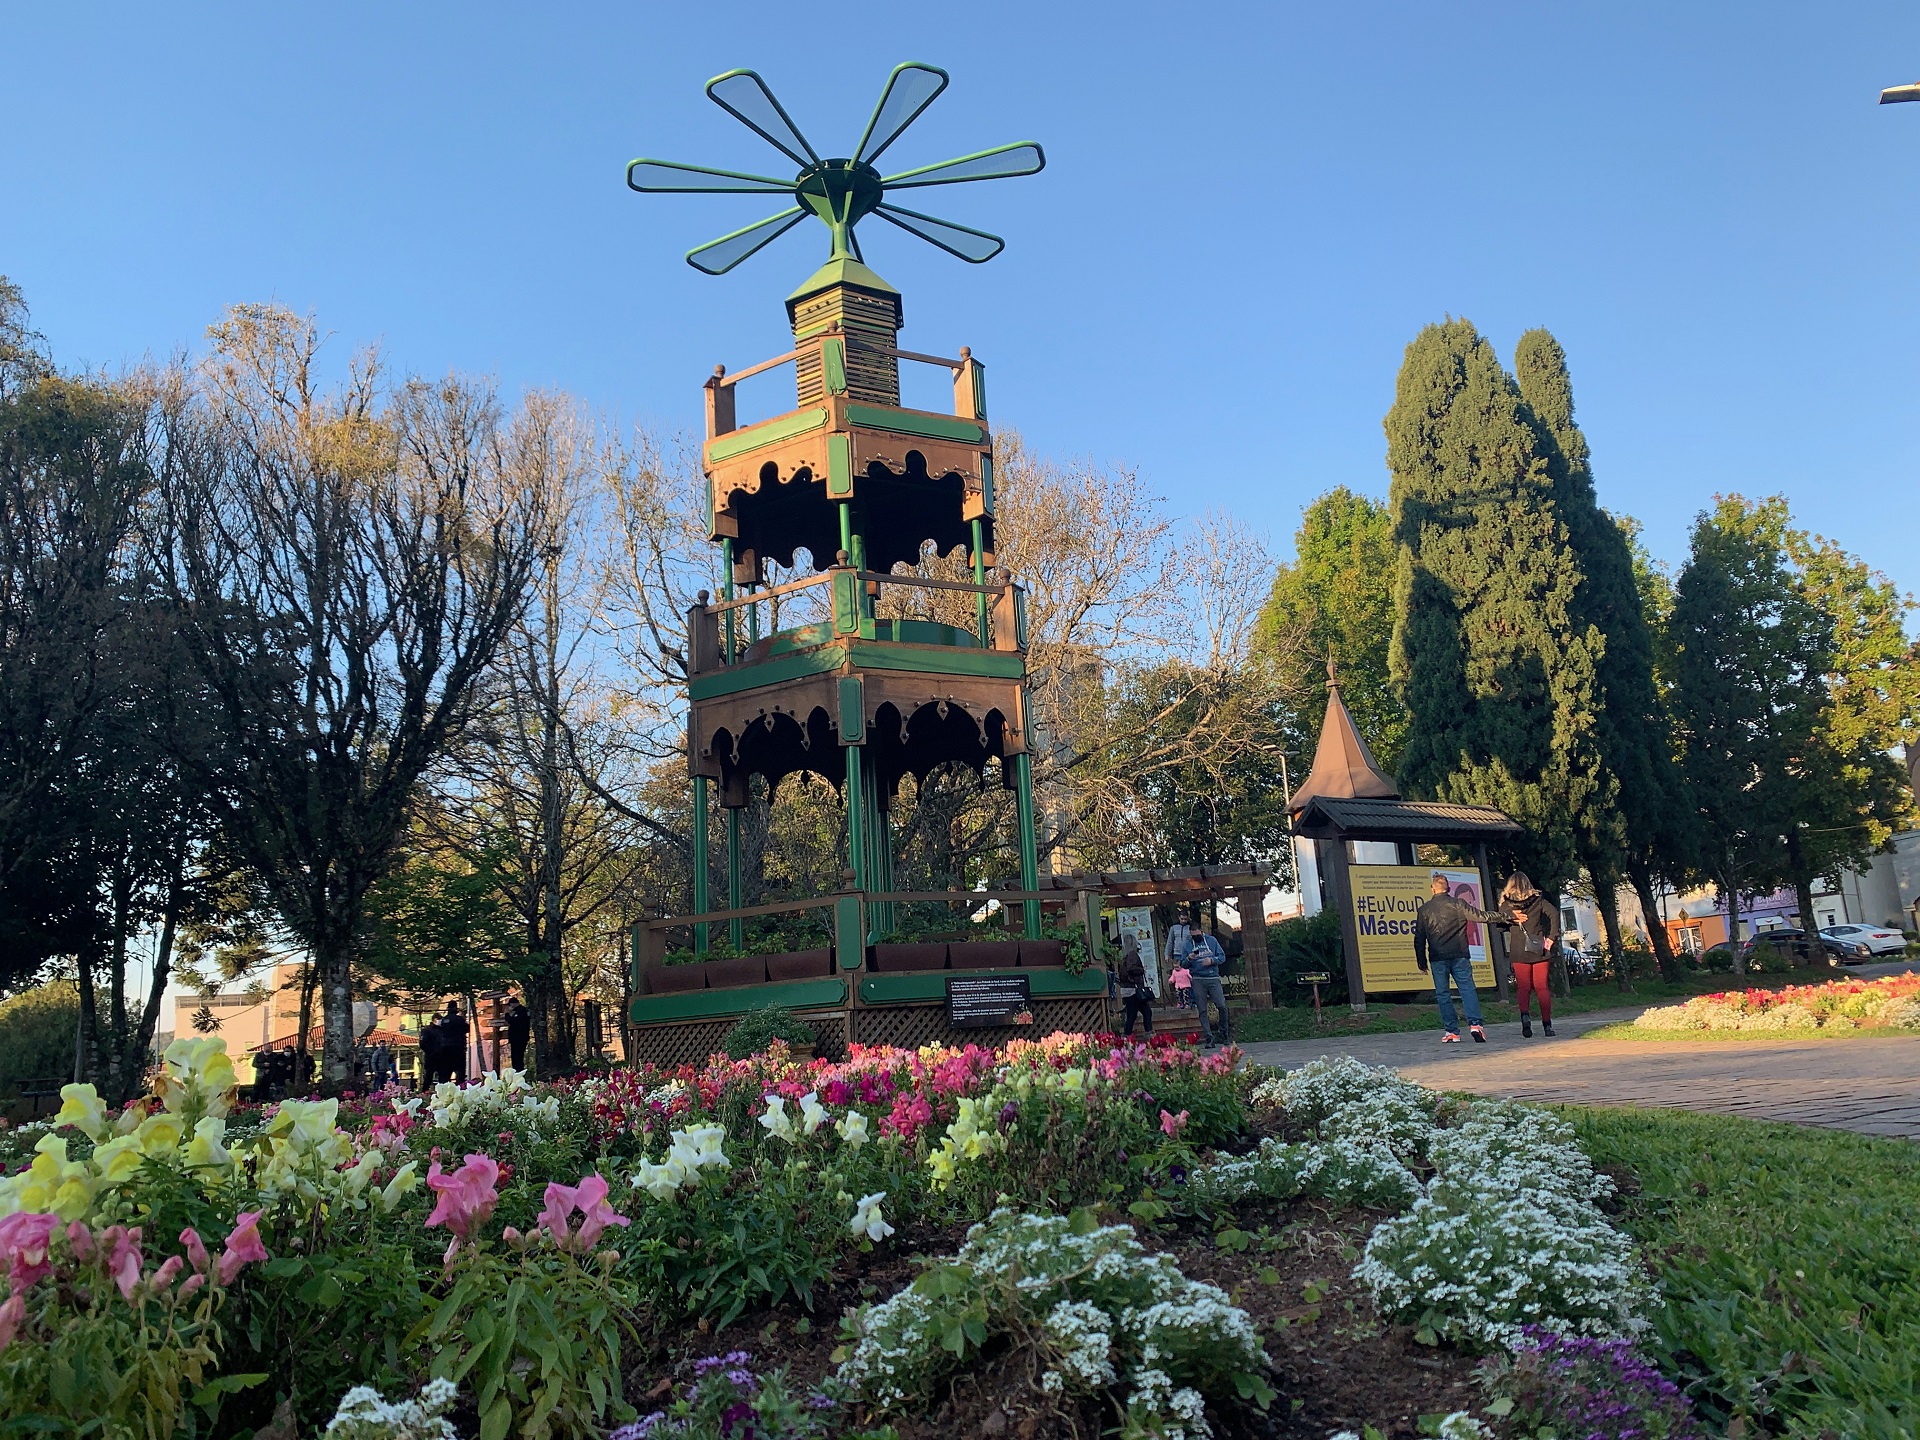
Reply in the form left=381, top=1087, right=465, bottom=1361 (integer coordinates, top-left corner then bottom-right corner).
left=1117, top=936, right=1156, bottom=1037
left=1169, top=909, right=1232, bottom=1049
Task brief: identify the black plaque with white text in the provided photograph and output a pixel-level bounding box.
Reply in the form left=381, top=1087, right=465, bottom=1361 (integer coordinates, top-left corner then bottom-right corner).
left=946, top=973, right=1032, bottom=1029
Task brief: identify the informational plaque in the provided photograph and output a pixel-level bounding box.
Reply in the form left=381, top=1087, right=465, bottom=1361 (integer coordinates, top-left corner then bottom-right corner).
left=946, top=973, right=1033, bottom=1029
left=1347, top=865, right=1496, bottom=992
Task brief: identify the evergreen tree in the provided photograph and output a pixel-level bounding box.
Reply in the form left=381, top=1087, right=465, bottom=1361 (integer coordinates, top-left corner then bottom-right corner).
left=1512, top=330, right=1691, bottom=982
left=1252, top=487, right=1408, bottom=775
left=1385, top=318, right=1606, bottom=900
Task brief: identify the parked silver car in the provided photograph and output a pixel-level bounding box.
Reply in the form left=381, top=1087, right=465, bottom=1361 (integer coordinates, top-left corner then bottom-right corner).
left=1819, top=924, right=1910, bottom=959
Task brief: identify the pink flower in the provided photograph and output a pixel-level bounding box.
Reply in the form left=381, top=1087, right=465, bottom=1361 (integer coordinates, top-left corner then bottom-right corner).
left=104, top=1225, right=144, bottom=1299
left=1159, top=1109, right=1190, bottom=1138
left=0, top=1293, right=23, bottom=1351
left=537, top=1179, right=580, bottom=1246
left=571, top=1174, right=628, bottom=1250
left=180, top=1227, right=209, bottom=1273
left=0, top=1213, right=58, bottom=1291
left=424, top=1153, right=501, bottom=1244
left=537, top=1174, right=628, bottom=1252
left=179, top=1273, right=206, bottom=1300
left=151, top=1255, right=184, bottom=1292
left=215, top=1212, right=267, bottom=1286
left=65, top=1221, right=94, bottom=1262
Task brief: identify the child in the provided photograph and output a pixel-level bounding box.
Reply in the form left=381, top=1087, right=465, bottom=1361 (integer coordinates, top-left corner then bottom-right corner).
left=1169, top=962, right=1193, bottom=1009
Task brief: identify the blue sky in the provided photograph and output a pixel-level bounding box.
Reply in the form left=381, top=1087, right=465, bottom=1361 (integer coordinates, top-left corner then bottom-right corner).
left=5, top=2, right=1919, bottom=595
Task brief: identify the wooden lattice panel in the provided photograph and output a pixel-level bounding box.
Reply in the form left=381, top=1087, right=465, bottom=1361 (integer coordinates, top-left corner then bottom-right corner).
left=851, top=997, right=1113, bottom=1051
left=629, top=1011, right=852, bottom=1070
left=628, top=1019, right=735, bottom=1070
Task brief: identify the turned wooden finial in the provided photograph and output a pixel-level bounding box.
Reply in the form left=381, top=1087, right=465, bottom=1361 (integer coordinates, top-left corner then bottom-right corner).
left=835, top=549, right=850, bottom=566
left=713, top=364, right=726, bottom=378
left=697, top=589, right=710, bottom=605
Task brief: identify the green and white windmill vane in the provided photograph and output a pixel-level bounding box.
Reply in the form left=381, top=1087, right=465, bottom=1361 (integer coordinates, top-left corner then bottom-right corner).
left=627, top=63, right=1044, bottom=275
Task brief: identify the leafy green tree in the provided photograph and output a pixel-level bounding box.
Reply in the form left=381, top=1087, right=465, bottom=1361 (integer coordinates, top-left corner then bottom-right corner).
left=1513, top=330, right=1691, bottom=983
left=360, top=831, right=531, bottom=1006
left=1778, top=529, right=1918, bottom=941
left=0, top=980, right=78, bottom=1092
left=1668, top=498, right=1828, bottom=970
left=1253, top=487, right=1408, bottom=775
left=1384, top=318, right=1606, bottom=901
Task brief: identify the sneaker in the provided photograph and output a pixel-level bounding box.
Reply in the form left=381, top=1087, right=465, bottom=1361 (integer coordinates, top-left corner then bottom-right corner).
left=1469, top=1024, right=1486, bottom=1043
left=1442, top=1031, right=1461, bottom=1043
left=1521, top=1015, right=1533, bottom=1038
left=1542, top=1021, right=1556, bottom=1037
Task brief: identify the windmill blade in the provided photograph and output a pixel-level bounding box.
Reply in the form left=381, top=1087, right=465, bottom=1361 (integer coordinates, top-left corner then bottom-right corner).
left=686, top=207, right=807, bottom=275
left=854, top=62, right=949, bottom=166
left=706, top=69, right=819, bottom=168
left=874, top=203, right=1005, bottom=263
left=627, top=159, right=794, bottom=194
left=883, top=142, right=1046, bottom=189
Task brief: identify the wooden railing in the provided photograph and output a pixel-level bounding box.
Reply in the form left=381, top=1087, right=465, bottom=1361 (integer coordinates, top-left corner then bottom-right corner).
left=688, top=563, right=1024, bottom=670
left=702, top=328, right=986, bottom=440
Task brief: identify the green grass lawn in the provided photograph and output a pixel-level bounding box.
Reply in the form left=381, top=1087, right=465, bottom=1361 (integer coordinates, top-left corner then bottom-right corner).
left=1233, top=969, right=1810, bottom=1043
left=1564, top=1105, right=1920, bottom=1438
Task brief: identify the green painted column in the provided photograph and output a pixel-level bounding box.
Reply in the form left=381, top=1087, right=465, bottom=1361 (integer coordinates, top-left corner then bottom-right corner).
left=844, top=745, right=868, bottom=896
left=1012, top=752, right=1041, bottom=938
left=970, top=517, right=991, bottom=644
left=838, top=502, right=852, bottom=561
left=692, top=775, right=712, bottom=953
left=727, top=808, right=744, bottom=951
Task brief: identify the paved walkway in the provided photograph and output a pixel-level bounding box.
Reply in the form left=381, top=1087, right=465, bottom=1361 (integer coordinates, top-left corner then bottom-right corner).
left=1239, top=961, right=1920, bottom=1139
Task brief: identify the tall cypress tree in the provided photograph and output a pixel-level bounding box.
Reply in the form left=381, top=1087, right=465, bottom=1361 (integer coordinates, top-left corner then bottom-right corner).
left=1512, top=330, right=1691, bottom=981
left=1385, top=319, right=1606, bottom=901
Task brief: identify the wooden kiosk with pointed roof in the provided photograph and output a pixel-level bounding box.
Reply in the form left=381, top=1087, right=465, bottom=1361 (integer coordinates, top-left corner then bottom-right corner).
left=1287, top=667, right=1523, bottom=1010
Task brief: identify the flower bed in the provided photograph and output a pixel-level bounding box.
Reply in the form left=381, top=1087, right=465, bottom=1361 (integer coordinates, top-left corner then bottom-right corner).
left=0, top=1035, right=1709, bottom=1438
left=1628, top=971, right=1920, bottom=1034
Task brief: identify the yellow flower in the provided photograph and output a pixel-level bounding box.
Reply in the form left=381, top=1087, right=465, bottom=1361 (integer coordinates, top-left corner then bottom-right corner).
left=91, top=1135, right=147, bottom=1184
left=135, top=1111, right=187, bottom=1157
left=376, top=1161, right=419, bottom=1214
left=184, top=1118, right=234, bottom=1173
left=4, top=1136, right=95, bottom=1220
left=56, top=1083, right=110, bottom=1142
left=926, top=1146, right=956, bottom=1187
left=158, top=1036, right=238, bottom=1120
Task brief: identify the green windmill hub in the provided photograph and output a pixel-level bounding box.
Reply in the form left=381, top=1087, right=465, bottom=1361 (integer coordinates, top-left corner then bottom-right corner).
left=795, top=160, right=885, bottom=261
left=626, top=62, right=1045, bottom=277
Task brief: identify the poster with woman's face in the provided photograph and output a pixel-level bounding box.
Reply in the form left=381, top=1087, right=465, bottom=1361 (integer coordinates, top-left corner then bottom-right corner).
left=1450, top=879, right=1483, bottom=949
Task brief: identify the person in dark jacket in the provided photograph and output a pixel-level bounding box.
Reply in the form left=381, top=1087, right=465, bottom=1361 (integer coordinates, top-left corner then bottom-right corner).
left=504, top=997, right=531, bottom=1072
left=438, top=1001, right=469, bottom=1084
left=1497, top=871, right=1561, bottom=1038
left=1412, top=872, right=1507, bottom=1043
left=1117, top=936, right=1154, bottom=1038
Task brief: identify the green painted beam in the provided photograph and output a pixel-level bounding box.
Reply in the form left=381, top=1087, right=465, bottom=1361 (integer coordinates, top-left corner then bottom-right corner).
left=688, top=644, right=848, bottom=700
left=844, top=641, right=1024, bottom=679
left=707, top=407, right=831, bottom=463
left=857, top=969, right=1107, bottom=1006
left=844, top=405, right=986, bottom=445
left=628, top=977, right=848, bottom=1026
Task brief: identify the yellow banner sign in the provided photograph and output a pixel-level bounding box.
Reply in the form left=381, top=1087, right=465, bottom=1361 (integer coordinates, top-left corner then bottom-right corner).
left=1349, top=865, right=1496, bottom=993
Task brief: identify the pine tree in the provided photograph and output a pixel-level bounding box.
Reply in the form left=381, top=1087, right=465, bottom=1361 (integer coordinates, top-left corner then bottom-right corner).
left=1385, top=318, right=1606, bottom=900
left=1512, top=330, right=1691, bottom=982
left=1253, top=486, right=1408, bottom=774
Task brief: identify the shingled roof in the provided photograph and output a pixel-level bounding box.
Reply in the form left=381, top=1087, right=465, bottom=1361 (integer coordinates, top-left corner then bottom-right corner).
left=1291, top=795, right=1522, bottom=843
left=1286, top=668, right=1399, bottom=814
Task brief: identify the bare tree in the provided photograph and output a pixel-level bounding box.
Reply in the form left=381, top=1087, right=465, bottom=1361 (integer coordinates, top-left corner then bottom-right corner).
left=428, top=394, right=649, bottom=1073
left=154, top=306, right=546, bottom=1090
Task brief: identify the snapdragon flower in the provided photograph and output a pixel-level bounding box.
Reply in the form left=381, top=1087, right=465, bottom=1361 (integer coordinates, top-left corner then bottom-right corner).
left=849, top=1192, right=894, bottom=1243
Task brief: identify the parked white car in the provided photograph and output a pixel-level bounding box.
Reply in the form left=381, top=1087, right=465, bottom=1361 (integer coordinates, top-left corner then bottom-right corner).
left=1818, top=924, right=1910, bottom=958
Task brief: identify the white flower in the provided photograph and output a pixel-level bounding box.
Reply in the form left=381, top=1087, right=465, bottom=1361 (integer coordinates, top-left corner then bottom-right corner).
left=849, top=1191, right=894, bottom=1242
left=797, top=1090, right=829, bottom=1135
left=668, top=1123, right=730, bottom=1173
left=835, top=1110, right=870, bottom=1150
left=757, top=1095, right=797, bottom=1143
left=632, top=1155, right=691, bottom=1201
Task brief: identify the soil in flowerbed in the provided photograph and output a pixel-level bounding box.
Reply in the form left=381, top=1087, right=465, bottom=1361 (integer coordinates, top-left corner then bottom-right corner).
left=634, top=1201, right=1479, bottom=1439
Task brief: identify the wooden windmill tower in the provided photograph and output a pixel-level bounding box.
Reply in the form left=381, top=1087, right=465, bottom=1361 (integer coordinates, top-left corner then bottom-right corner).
left=628, top=63, right=1048, bottom=949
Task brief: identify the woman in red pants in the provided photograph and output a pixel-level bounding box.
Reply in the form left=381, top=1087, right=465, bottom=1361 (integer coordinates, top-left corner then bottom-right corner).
left=1498, top=872, right=1561, bottom=1037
